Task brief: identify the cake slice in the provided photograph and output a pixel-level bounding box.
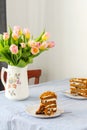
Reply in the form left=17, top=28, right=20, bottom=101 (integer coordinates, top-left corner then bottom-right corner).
left=36, top=91, right=57, bottom=116
left=70, top=78, right=87, bottom=97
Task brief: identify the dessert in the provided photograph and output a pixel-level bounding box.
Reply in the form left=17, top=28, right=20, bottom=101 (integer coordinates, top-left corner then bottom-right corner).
left=70, top=78, right=87, bottom=97
left=36, top=91, right=57, bottom=115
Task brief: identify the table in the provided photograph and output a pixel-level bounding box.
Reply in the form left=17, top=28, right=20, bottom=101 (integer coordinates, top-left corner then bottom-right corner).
left=0, top=79, right=87, bottom=130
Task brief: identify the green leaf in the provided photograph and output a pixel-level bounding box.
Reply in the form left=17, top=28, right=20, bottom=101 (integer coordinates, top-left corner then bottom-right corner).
left=8, top=26, right=12, bottom=35
left=28, top=57, right=33, bottom=63
left=0, top=34, right=3, bottom=40
left=0, top=51, right=11, bottom=61
left=8, top=26, right=12, bottom=46
left=20, top=34, right=25, bottom=42
left=0, top=43, right=4, bottom=50
left=35, top=30, right=45, bottom=42
left=0, top=34, right=4, bottom=47
left=0, top=53, right=12, bottom=65
left=17, top=59, right=27, bottom=67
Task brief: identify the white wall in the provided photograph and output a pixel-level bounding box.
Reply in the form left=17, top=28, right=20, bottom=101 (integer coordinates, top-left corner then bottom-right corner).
left=6, top=0, right=87, bottom=83
left=52, top=0, right=87, bottom=80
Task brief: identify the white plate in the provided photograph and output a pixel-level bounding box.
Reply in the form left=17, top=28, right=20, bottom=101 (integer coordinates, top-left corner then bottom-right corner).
left=63, top=90, right=87, bottom=100
left=25, top=104, right=64, bottom=118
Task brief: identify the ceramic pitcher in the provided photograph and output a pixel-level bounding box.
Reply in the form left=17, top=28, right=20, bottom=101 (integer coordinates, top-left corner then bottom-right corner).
left=1, top=65, right=29, bottom=100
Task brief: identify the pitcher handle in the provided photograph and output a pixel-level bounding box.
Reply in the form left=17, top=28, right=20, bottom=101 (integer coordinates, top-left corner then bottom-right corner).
left=1, top=67, right=7, bottom=88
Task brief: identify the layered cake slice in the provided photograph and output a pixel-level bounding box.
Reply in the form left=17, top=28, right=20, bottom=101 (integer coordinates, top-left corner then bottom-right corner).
left=36, top=91, right=57, bottom=115
left=70, top=78, right=87, bottom=97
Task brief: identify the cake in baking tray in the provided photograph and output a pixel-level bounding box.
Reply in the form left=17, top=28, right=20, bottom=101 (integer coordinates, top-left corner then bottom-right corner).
left=70, top=78, right=87, bottom=97
left=36, top=91, right=57, bottom=115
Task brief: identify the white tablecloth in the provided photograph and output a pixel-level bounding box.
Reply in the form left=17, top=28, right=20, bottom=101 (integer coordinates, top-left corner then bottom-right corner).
left=0, top=79, right=87, bottom=130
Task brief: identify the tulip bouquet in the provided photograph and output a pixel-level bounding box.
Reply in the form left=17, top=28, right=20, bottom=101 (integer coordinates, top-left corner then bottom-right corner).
left=0, top=26, right=55, bottom=67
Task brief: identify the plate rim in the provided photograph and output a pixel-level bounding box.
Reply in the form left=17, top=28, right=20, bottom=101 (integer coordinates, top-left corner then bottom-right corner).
left=25, top=104, right=64, bottom=118
left=63, top=90, right=87, bottom=100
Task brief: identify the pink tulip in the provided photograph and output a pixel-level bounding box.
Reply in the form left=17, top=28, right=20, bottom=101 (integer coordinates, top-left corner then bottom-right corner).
left=40, top=42, right=48, bottom=50
left=14, top=26, right=21, bottom=30
left=13, top=26, right=22, bottom=35
left=28, top=40, right=36, bottom=47
left=20, top=43, right=26, bottom=48
left=35, top=42, right=40, bottom=48
left=3, top=32, right=9, bottom=40
left=42, top=32, right=50, bottom=41
left=10, top=44, right=18, bottom=54
left=28, top=40, right=40, bottom=48
left=12, top=31, right=19, bottom=40
left=31, top=47, right=39, bottom=55
left=48, top=41, right=55, bottom=48
left=23, top=28, right=30, bottom=39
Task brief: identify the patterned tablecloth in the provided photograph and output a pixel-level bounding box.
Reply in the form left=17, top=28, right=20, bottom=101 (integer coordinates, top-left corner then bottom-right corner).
left=0, top=79, right=87, bottom=130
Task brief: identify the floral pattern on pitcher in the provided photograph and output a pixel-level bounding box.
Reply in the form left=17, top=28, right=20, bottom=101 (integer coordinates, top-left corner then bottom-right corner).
left=7, top=73, right=21, bottom=96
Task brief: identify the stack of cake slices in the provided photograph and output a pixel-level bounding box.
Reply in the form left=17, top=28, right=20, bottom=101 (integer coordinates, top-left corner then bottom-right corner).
left=36, top=91, right=57, bottom=115
left=70, top=78, right=87, bottom=97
